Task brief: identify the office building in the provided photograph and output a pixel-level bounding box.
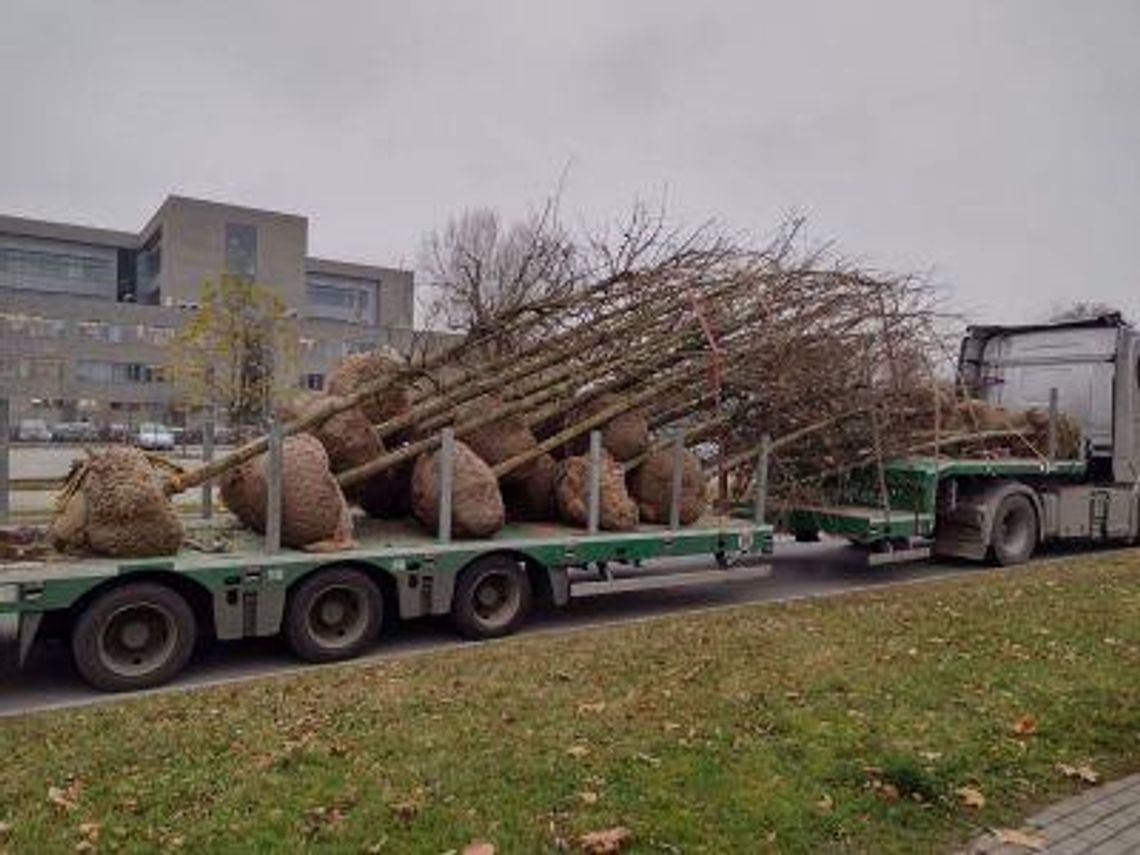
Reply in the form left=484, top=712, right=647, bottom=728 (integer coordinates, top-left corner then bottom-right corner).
left=0, top=195, right=417, bottom=428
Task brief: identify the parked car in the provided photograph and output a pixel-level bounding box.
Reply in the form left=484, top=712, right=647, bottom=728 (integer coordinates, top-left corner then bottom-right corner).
left=15, top=418, right=52, bottom=442
left=51, top=421, right=100, bottom=443
left=100, top=422, right=131, bottom=442
left=137, top=423, right=175, bottom=451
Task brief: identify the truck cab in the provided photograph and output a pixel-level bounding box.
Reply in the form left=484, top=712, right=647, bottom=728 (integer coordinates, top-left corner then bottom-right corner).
left=959, top=313, right=1140, bottom=484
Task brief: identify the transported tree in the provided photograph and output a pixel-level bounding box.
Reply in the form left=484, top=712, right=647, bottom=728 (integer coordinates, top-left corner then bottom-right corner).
left=418, top=199, right=581, bottom=350
left=168, top=274, right=299, bottom=430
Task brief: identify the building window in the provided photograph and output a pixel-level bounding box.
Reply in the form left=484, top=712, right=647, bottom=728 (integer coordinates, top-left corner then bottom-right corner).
left=0, top=357, right=29, bottom=380
left=142, top=325, right=174, bottom=345
left=77, top=320, right=111, bottom=341
left=305, top=273, right=378, bottom=324
left=134, top=232, right=162, bottom=305
left=225, top=223, right=258, bottom=281
left=303, top=373, right=325, bottom=391
left=27, top=359, right=63, bottom=383
left=0, top=235, right=117, bottom=299
left=77, top=360, right=113, bottom=383
left=0, top=313, right=68, bottom=338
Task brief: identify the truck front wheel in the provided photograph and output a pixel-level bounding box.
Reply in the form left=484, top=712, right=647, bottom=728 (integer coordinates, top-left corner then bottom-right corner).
left=991, top=494, right=1037, bottom=566
left=452, top=555, right=532, bottom=640
left=72, top=583, right=197, bottom=692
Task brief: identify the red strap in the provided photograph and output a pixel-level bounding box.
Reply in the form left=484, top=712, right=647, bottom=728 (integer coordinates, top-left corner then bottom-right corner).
left=689, top=292, right=723, bottom=405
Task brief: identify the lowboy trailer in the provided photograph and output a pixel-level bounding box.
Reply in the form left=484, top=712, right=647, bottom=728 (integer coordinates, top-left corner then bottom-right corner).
left=0, top=429, right=772, bottom=692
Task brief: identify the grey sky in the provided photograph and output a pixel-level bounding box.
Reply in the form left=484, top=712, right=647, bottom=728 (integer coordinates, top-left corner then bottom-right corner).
left=1, top=1, right=1137, bottom=324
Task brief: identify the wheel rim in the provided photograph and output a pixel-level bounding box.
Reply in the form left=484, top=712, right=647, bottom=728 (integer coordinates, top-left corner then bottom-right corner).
left=306, top=584, right=369, bottom=650
left=997, top=502, right=1032, bottom=557
left=471, top=572, right=521, bottom=630
left=96, top=602, right=179, bottom=678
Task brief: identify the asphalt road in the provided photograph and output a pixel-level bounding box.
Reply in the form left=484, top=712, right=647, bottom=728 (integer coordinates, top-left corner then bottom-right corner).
left=0, top=541, right=997, bottom=718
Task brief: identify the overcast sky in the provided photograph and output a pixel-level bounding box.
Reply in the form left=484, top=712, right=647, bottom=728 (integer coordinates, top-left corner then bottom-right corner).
left=1, top=1, right=1137, bottom=324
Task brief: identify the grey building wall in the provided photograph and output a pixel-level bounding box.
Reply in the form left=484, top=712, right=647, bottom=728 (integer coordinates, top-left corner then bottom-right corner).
left=144, top=196, right=309, bottom=307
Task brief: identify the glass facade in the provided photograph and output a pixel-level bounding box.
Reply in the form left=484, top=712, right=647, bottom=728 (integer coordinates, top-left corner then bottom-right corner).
left=306, top=273, right=378, bottom=324
left=225, top=223, right=258, bottom=280
left=75, top=360, right=166, bottom=384
left=134, top=233, right=162, bottom=305
left=0, top=234, right=117, bottom=299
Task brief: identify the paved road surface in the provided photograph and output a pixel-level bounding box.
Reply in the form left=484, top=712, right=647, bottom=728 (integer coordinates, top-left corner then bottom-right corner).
left=0, top=542, right=998, bottom=718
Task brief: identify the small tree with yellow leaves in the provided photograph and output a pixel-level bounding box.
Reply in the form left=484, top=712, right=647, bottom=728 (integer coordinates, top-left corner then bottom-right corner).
left=168, top=274, right=299, bottom=429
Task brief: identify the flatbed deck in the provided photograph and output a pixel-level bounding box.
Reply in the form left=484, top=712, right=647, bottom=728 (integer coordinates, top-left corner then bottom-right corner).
left=0, top=512, right=771, bottom=622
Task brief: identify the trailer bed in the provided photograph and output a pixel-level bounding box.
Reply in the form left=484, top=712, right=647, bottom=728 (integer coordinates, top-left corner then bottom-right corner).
left=0, top=513, right=772, bottom=614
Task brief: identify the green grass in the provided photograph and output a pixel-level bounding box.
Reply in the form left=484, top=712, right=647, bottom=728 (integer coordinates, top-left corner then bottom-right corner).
left=2, top=553, right=1139, bottom=853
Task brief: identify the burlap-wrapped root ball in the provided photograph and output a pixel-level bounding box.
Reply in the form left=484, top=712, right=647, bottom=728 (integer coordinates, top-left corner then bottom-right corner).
left=327, top=348, right=410, bottom=425
left=49, top=447, right=183, bottom=557
left=555, top=452, right=639, bottom=531
left=279, top=392, right=384, bottom=474
left=565, top=393, right=650, bottom=462
left=501, top=452, right=558, bottom=522
left=411, top=441, right=505, bottom=537
left=459, top=397, right=540, bottom=485
left=219, top=433, right=354, bottom=550
left=628, top=448, right=708, bottom=525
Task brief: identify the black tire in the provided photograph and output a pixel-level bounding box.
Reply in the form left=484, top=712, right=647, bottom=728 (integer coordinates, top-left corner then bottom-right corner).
left=990, top=494, right=1037, bottom=566
left=72, top=583, right=197, bottom=692
left=794, top=529, right=821, bottom=543
left=452, top=555, right=532, bottom=640
left=284, top=567, right=383, bottom=663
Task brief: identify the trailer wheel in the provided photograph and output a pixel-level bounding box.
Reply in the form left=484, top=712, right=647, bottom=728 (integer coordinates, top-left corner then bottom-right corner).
left=72, top=583, right=197, bottom=692
left=284, top=567, right=383, bottom=663
left=452, top=555, right=532, bottom=640
left=991, top=494, right=1037, bottom=566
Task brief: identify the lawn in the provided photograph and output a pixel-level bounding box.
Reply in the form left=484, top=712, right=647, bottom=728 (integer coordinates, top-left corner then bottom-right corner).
left=1, top=551, right=1138, bottom=853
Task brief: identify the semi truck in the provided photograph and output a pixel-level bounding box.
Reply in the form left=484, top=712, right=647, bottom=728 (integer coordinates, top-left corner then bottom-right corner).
left=0, top=430, right=773, bottom=692
left=789, top=314, right=1140, bottom=564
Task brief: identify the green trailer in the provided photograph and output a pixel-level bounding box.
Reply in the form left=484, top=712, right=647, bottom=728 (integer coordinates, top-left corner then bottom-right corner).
left=1, top=508, right=771, bottom=693
left=787, top=456, right=1091, bottom=563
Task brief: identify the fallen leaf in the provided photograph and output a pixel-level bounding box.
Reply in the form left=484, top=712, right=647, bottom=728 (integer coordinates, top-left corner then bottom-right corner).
left=956, top=786, right=986, bottom=809
left=577, top=701, right=606, bottom=715
left=878, top=783, right=900, bottom=802
left=75, top=842, right=96, bottom=854
left=47, top=785, right=79, bottom=813
left=78, top=822, right=101, bottom=842
left=462, top=841, right=495, bottom=855
left=0, top=821, right=11, bottom=840
left=566, top=745, right=590, bottom=759
left=579, top=826, right=633, bottom=854
left=993, top=828, right=1046, bottom=850
left=816, top=793, right=834, bottom=812
left=1011, top=715, right=1038, bottom=736
left=579, top=791, right=599, bottom=805
left=1056, top=763, right=1099, bottom=784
